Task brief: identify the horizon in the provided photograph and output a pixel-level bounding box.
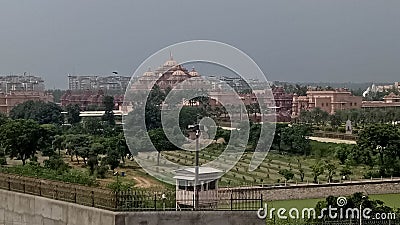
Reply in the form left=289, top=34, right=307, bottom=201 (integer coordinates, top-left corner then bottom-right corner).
left=0, top=0, right=399, bottom=89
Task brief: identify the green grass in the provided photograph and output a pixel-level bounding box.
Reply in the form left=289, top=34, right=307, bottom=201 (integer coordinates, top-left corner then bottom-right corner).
left=369, top=193, right=400, bottom=209
left=267, top=198, right=324, bottom=210
left=263, top=193, right=400, bottom=210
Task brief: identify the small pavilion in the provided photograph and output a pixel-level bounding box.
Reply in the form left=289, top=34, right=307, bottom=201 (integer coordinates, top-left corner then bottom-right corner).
left=174, top=167, right=223, bottom=209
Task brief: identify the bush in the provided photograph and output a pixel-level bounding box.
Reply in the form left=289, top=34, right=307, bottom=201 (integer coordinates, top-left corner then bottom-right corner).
left=0, top=164, right=97, bottom=186
left=95, top=165, right=108, bottom=178
left=279, top=169, right=294, bottom=181
left=0, top=157, right=6, bottom=165
left=107, top=180, right=133, bottom=192
left=338, top=127, right=346, bottom=133
left=44, top=155, right=70, bottom=173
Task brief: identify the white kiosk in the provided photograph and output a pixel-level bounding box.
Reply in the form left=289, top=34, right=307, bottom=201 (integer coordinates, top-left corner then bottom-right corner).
left=174, top=167, right=223, bottom=209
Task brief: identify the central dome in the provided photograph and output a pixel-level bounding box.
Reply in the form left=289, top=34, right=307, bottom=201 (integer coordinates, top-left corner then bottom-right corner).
left=163, top=53, right=178, bottom=67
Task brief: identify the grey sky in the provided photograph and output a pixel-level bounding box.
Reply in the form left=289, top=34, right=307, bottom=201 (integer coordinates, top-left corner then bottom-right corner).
left=0, top=0, right=399, bottom=89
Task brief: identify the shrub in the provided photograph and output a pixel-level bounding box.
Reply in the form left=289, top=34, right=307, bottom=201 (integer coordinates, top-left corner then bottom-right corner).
left=0, top=157, right=6, bottom=165
left=279, top=169, right=294, bottom=181
left=0, top=164, right=97, bottom=186
left=107, top=180, right=133, bottom=192
left=96, top=165, right=108, bottom=178
left=44, top=155, right=70, bottom=173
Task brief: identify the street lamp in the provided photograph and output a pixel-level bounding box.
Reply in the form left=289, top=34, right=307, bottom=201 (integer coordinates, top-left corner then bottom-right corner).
left=188, top=124, right=203, bottom=210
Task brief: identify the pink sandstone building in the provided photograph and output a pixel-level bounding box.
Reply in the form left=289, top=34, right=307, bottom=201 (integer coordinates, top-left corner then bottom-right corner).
left=292, top=89, right=362, bottom=116
left=362, top=92, right=400, bottom=108
left=0, top=91, right=54, bottom=115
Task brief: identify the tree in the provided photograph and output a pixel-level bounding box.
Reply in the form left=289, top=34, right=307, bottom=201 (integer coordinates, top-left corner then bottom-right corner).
left=0, top=119, right=41, bottom=165
left=297, top=159, right=305, bottom=182
left=310, top=162, right=324, bottom=183
left=105, top=149, right=120, bottom=172
left=0, top=113, right=8, bottom=126
left=329, top=114, right=342, bottom=129
left=10, top=100, right=63, bottom=124
left=44, top=155, right=70, bottom=173
left=279, top=169, right=294, bottom=182
left=325, top=161, right=336, bottom=183
left=357, top=124, right=400, bottom=176
left=281, top=124, right=312, bottom=155
left=87, top=153, right=99, bottom=175
left=148, top=128, right=179, bottom=151
left=273, top=123, right=288, bottom=152
left=315, top=193, right=396, bottom=222
left=65, top=104, right=81, bottom=124
left=144, top=85, right=166, bottom=130
left=102, top=96, right=115, bottom=125
left=83, top=117, right=103, bottom=135
left=38, top=124, right=61, bottom=156
left=63, top=134, right=91, bottom=164
left=340, top=165, right=353, bottom=179
left=52, top=135, right=64, bottom=155
left=310, top=108, right=329, bottom=125
left=335, top=145, right=351, bottom=164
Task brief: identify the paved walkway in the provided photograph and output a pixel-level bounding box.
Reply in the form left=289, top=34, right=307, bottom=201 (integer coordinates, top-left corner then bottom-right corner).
left=309, top=136, right=356, bottom=145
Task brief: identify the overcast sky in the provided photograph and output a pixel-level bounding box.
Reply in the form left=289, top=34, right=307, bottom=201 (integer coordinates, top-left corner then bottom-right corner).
left=0, top=0, right=399, bottom=89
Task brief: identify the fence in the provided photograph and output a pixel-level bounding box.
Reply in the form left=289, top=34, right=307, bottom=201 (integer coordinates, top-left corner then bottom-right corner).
left=0, top=173, right=116, bottom=210
left=0, top=172, right=262, bottom=211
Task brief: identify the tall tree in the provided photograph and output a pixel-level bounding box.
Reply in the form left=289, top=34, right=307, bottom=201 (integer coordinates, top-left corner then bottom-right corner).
left=357, top=124, right=400, bottom=176
left=102, top=96, right=115, bottom=125
left=10, top=100, right=63, bottom=125
left=65, top=104, right=81, bottom=124
left=310, top=162, right=325, bottom=183
left=0, top=119, right=42, bottom=165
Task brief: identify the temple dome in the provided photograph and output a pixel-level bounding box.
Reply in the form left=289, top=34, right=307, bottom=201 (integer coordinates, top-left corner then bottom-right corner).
left=163, top=53, right=178, bottom=67
left=189, top=68, right=199, bottom=77
left=143, top=68, right=155, bottom=76
left=172, top=70, right=186, bottom=76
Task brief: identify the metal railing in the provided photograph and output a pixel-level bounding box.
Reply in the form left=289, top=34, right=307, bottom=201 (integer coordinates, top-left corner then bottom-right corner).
left=0, top=172, right=262, bottom=211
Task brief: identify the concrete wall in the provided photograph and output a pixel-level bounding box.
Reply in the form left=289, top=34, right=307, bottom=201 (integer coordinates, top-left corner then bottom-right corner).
left=0, top=189, right=263, bottom=225
left=222, top=179, right=400, bottom=201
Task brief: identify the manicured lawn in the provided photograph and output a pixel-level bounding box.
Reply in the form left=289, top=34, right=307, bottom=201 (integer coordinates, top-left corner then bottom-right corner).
left=369, top=193, right=400, bottom=208
left=267, top=198, right=323, bottom=210
left=262, top=193, right=400, bottom=210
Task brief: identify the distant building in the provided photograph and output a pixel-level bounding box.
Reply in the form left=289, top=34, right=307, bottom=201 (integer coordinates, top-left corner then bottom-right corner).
left=60, top=90, right=123, bottom=110
left=363, top=82, right=400, bottom=97
left=0, top=74, right=45, bottom=92
left=208, top=87, right=293, bottom=122
left=128, top=55, right=290, bottom=121
left=132, top=55, right=201, bottom=91
left=68, top=74, right=131, bottom=91
left=362, top=92, right=400, bottom=108
left=292, top=89, right=362, bottom=116
left=0, top=91, right=53, bottom=115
